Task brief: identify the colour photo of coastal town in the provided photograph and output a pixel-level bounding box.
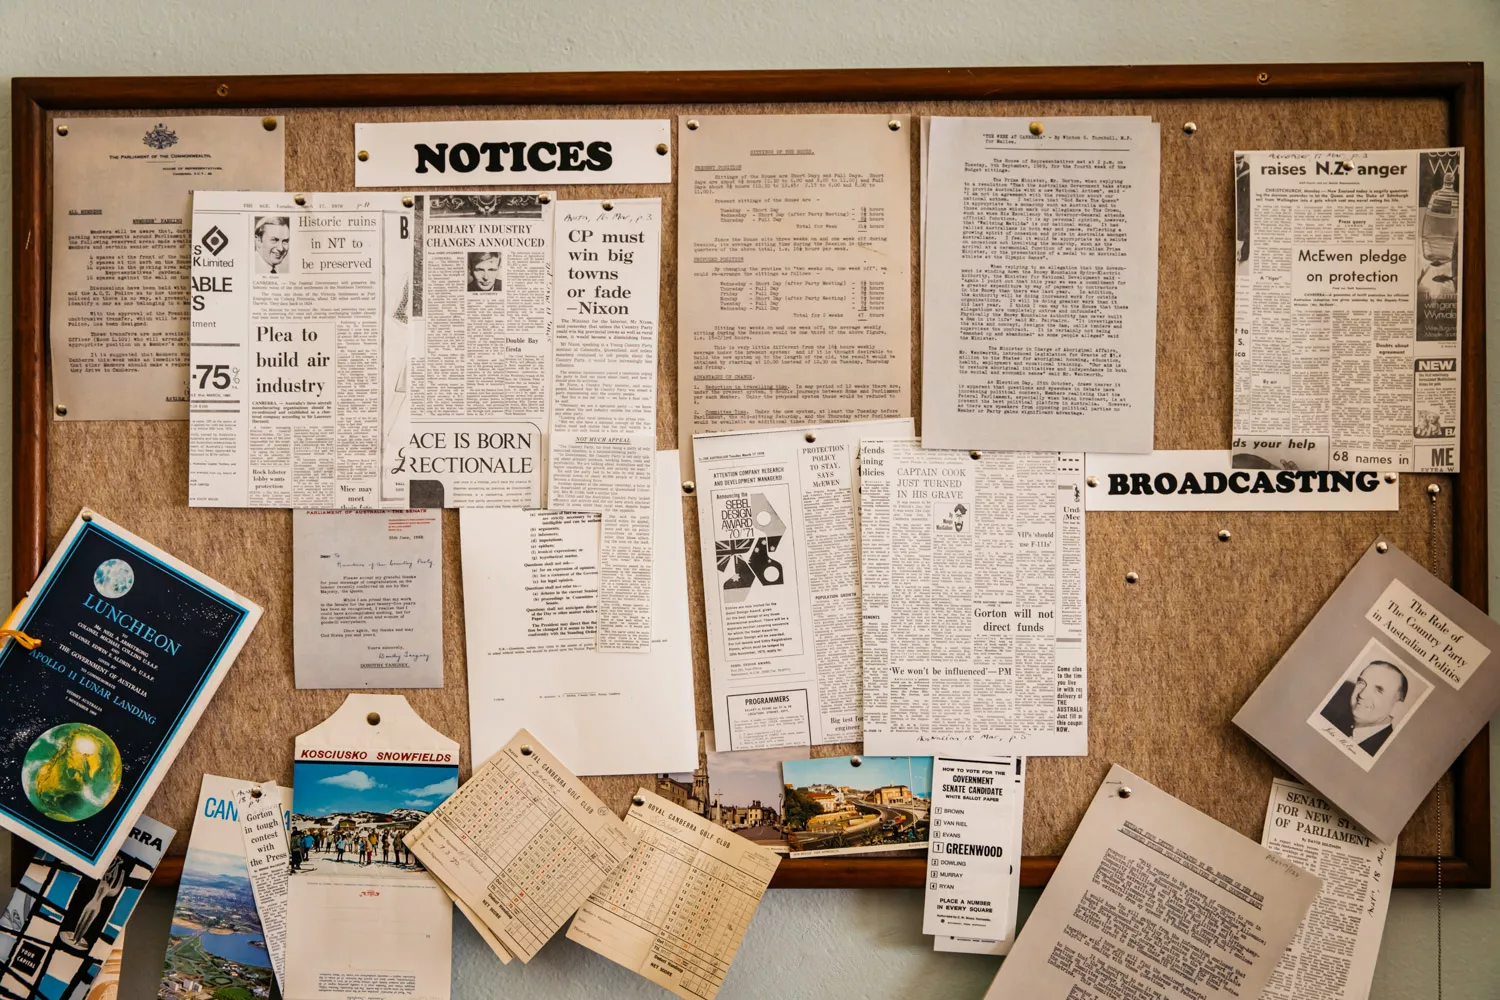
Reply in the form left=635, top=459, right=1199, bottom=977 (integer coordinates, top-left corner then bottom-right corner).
left=288, top=761, right=457, bottom=879
left=781, top=756, right=932, bottom=856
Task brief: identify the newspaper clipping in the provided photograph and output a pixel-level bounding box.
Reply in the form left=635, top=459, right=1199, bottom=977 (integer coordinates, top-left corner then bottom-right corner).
left=548, top=199, right=662, bottom=651
left=693, top=418, right=912, bottom=751
left=1260, top=779, right=1394, bottom=1000
left=383, top=193, right=554, bottom=507
left=1233, top=148, right=1464, bottom=473
left=189, top=192, right=409, bottom=509
left=862, top=439, right=1087, bottom=757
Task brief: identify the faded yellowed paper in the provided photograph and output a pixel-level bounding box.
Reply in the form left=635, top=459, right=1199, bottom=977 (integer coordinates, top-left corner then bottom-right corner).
left=50, top=116, right=284, bottom=421
left=675, top=114, right=912, bottom=478
left=567, top=788, right=779, bottom=1000
left=405, top=729, right=638, bottom=963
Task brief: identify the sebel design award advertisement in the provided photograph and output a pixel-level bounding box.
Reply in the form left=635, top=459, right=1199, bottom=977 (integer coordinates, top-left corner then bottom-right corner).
left=0, top=510, right=261, bottom=878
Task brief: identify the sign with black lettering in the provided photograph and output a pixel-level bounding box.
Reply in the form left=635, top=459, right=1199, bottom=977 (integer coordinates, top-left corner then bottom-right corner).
left=354, top=119, right=672, bottom=187
left=1085, top=451, right=1398, bottom=511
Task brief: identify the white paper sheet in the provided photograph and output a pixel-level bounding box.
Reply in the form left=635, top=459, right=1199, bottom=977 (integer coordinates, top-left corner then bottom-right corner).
left=292, top=509, right=443, bottom=688
left=462, top=451, right=696, bottom=776
left=693, top=419, right=912, bottom=751
left=354, top=120, right=672, bottom=187
left=985, top=765, right=1320, bottom=1000
left=861, top=439, right=1087, bottom=757
left=923, top=756, right=1024, bottom=942
left=50, top=116, right=284, bottom=421
left=921, top=116, right=1160, bottom=454
left=548, top=199, right=661, bottom=652
left=284, top=695, right=458, bottom=1000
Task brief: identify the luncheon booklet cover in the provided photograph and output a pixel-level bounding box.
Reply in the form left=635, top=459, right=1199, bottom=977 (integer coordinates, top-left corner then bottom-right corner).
left=1234, top=536, right=1500, bottom=843
left=0, top=510, right=262, bottom=878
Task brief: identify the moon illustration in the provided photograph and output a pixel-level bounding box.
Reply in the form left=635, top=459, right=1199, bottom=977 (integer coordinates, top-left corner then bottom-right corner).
left=93, top=559, right=134, bottom=599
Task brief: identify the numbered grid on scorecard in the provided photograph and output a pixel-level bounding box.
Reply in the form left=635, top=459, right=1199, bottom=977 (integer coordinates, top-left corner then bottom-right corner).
left=447, top=763, right=551, bottom=860
left=441, top=760, right=622, bottom=955
left=602, top=832, right=698, bottom=926
left=654, top=860, right=761, bottom=997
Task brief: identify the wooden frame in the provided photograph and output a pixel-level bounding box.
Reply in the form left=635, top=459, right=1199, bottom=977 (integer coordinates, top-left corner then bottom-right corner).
left=10, top=64, right=1488, bottom=890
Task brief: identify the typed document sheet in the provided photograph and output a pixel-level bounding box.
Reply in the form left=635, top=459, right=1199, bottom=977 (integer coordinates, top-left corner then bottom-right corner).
left=861, top=439, right=1087, bottom=757
left=693, top=418, right=912, bottom=751
left=1259, top=779, right=1394, bottom=1000
left=52, top=116, right=285, bottom=421
left=676, top=114, right=912, bottom=476
left=549, top=199, right=662, bottom=652
left=986, top=765, right=1320, bottom=1000
left=922, top=117, right=1161, bottom=454
left=462, top=451, right=697, bottom=777
left=568, top=788, right=780, bottom=1000
left=1233, top=149, right=1465, bottom=473
left=292, top=508, right=443, bottom=689
left=405, top=730, right=638, bottom=963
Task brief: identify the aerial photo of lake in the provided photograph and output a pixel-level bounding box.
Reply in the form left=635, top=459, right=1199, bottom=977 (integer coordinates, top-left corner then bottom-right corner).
left=169, top=925, right=270, bottom=967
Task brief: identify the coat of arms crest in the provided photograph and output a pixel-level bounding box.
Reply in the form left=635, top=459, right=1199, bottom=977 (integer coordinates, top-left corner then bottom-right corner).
left=142, top=123, right=178, bottom=150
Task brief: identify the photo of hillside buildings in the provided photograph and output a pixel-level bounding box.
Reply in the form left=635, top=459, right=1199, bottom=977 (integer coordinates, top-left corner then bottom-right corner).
left=781, top=756, right=931, bottom=855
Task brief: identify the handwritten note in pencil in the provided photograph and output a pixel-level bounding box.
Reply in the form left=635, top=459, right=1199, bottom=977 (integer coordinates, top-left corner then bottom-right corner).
left=293, top=509, right=443, bottom=688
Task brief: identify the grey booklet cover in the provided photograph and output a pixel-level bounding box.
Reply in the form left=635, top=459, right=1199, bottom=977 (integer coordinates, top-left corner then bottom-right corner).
left=1234, top=536, right=1500, bottom=843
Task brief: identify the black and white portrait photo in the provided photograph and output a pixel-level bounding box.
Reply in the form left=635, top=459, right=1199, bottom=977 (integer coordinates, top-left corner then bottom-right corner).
left=467, top=251, right=502, bottom=292
left=1307, top=637, right=1433, bottom=770
left=253, top=215, right=291, bottom=275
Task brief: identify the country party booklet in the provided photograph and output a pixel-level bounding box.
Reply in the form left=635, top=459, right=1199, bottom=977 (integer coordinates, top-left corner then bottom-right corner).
left=0, top=509, right=261, bottom=878
left=1235, top=536, right=1500, bottom=843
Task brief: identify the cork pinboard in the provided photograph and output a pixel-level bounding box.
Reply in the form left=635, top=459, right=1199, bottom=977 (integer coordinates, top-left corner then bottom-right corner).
left=10, top=65, right=1489, bottom=889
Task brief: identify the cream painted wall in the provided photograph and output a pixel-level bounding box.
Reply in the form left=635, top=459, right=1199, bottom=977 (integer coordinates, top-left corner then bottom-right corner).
left=0, top=1, right=1496, bottom=996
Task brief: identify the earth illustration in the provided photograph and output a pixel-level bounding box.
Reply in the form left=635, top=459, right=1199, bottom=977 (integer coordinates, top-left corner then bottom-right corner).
left=93, top=559, right=134, bottom=599
left=21, top=723, right=123, bottom=822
